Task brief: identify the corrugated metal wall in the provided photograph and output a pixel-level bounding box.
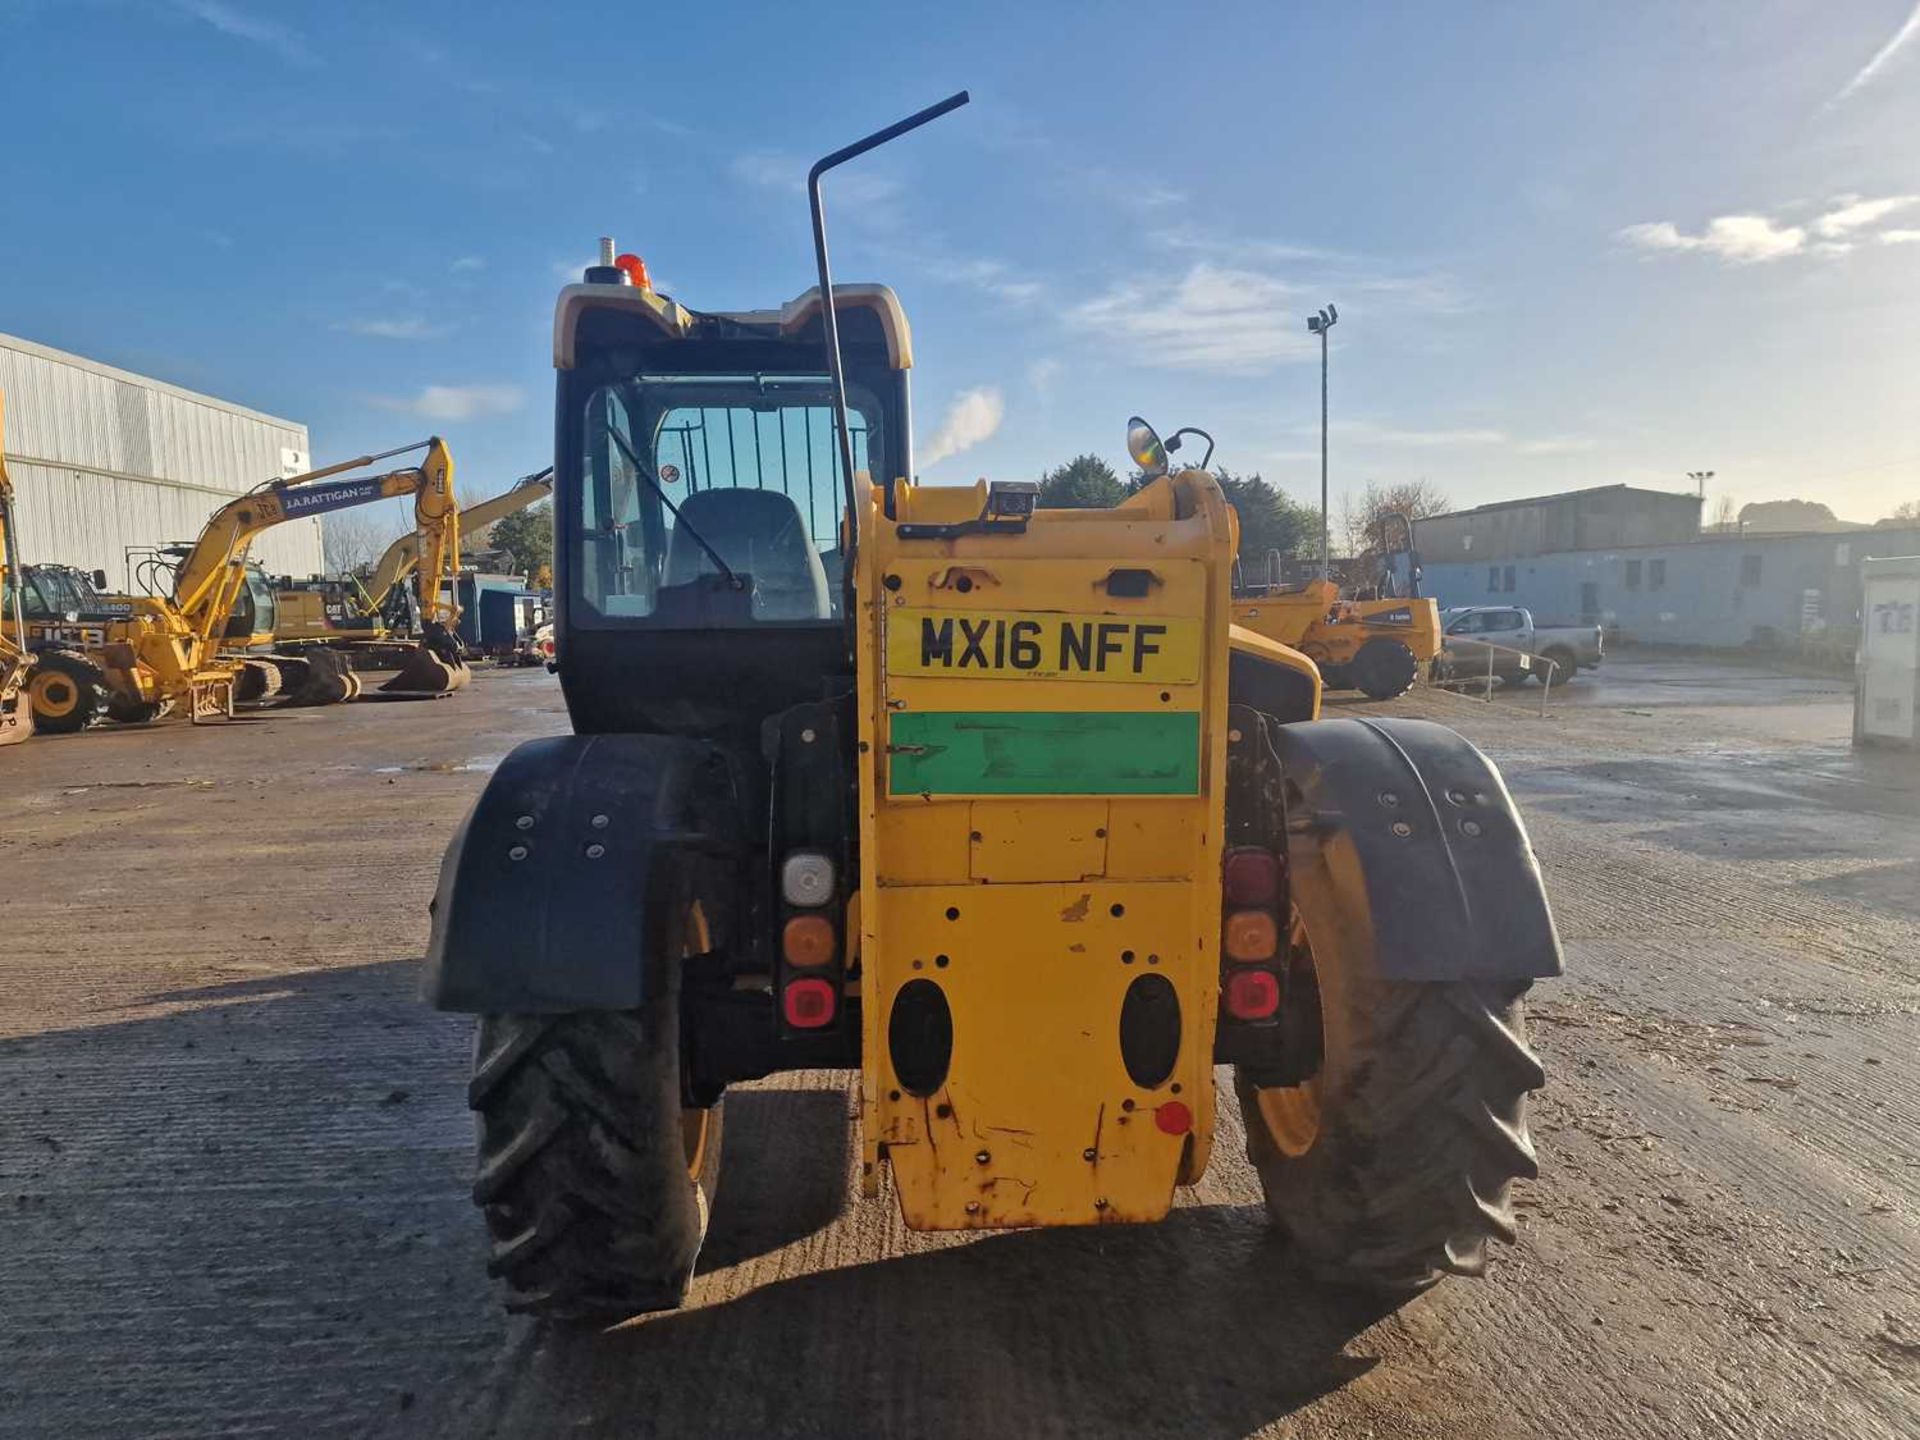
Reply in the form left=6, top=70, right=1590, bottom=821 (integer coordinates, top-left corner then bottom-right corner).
left=1419, top=486, right=1702, bottom=564
left=0, top=332, right=323, bottom=588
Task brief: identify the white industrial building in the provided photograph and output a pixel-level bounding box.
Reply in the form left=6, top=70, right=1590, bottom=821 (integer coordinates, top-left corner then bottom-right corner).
left=0, top=331, right=322, bottom=587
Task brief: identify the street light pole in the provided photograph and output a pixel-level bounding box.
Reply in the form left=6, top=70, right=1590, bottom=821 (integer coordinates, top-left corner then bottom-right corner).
left=1307, top=304, right=1338, bottom=580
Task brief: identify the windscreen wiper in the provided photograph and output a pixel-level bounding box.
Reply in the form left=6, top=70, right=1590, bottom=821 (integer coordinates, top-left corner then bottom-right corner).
left=603, top=424, right=744, bottom=591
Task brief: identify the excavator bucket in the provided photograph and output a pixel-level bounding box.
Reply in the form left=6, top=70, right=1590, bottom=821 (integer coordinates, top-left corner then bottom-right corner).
left=377, top=643, right=470, bottom=698
left=282, top=648, right=359, bottom=707
left=0, top=690, right=31, bottom=746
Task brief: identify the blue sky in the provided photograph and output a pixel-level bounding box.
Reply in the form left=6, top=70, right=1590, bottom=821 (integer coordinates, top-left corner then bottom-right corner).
left=3, top=0, right=1918, bottom=541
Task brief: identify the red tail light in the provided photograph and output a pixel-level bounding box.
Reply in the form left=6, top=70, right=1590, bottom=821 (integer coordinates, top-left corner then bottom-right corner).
left=1224, top=968, right=1281, bottom=1021
left=783, top=977, right=836, bottom=1029
left=1222, top=846, right=1281, bottom=906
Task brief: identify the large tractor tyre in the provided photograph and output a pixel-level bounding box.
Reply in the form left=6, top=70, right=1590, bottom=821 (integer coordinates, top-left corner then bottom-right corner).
left=467, top=903, right=723, bottom=1324
left=1349, top=638, right=1420, bottom=701
left=1236, top=910, right=1544, bottom=1293
left=25, top=651, right=107, bottom=733
left=1534, top=645, right=1577, bottom=685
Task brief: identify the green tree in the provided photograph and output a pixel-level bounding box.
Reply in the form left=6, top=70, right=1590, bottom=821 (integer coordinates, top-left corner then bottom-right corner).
left=1125, top=465, right=1316, bottom=574
left=1216, top=470, right=1317, bottom=575
left=489, top=501, right=554, bottom=583
left=1039, top=454, right=1127, bottom=509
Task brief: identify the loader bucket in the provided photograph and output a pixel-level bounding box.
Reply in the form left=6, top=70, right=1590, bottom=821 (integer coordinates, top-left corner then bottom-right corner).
left=377, top=643, right=470, bottom=698
left=0, top=694, right=30, bottom=745
left=282, top=648, right=357, bottom=707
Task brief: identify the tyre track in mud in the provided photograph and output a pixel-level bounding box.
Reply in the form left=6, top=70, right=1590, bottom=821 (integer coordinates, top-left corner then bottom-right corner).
left=0, top=663, right=1914, bottom=1437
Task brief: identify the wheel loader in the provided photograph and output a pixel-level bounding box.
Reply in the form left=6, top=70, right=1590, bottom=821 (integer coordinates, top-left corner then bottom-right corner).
left=426, top=95, right=1561, bottom=1323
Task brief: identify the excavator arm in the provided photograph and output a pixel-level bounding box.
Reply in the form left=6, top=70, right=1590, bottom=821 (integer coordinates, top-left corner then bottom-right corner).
left=168, top=438, right=455, bottom=665
left=358, top=466, right=553, bottom=618
left=1, top=391, right=34, bottom=744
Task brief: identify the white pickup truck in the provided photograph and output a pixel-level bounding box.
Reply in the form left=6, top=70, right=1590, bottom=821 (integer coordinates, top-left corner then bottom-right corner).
left=1439, top=605, right=1603, bottom=684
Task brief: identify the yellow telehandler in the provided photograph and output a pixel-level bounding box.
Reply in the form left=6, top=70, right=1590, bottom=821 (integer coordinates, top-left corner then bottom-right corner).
left=425, top=96, right=1560, bottom=1323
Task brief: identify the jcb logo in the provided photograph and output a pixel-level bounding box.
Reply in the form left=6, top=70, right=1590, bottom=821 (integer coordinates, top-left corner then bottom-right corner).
left=29, top=622, right=106, bottom=647
left=888, top=608, right=1200, bottom=684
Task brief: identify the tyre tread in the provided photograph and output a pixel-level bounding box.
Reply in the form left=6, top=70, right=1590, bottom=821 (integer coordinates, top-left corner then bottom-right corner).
left=1241, top=979, right=1543, bottom=1294
left=470, top=1010, right=714, bottom=1323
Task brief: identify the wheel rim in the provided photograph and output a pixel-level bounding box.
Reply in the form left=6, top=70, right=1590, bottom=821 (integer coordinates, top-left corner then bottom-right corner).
left=1252, top=910, right=1323, bottom=1158
left=31, top=673, right=79, bottom=718
left=680, top=901, right=714, bottom=1181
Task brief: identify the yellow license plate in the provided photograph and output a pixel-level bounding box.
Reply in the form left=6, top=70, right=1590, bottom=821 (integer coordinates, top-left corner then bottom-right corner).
left=887, top=608, right=1201, bottom=684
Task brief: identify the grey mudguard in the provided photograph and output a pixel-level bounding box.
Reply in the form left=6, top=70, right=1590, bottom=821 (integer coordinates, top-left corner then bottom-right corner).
left=1276, top=717, right=1564, bottom=982
left=423, top=733, right=726, bottom=1012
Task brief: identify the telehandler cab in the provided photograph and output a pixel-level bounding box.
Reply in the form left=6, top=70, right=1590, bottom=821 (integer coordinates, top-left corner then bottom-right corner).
left=426, top=94, right=1561, bottom=1322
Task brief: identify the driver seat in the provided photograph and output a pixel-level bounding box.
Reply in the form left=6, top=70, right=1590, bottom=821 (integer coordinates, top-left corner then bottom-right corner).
left=661, top=489, right=831, bottom=621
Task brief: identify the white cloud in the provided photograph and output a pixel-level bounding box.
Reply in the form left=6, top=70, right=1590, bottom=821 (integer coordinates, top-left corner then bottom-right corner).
left=1831, top=1, right=1920, bottom=103
left=919, top=388, right=1004, bottom=468
left=730, top=152, right=901, bottom=210
left=925, top=256, right=1044, bottom=304
left=1623, top=195, right=1920, bottom=263
left=730, top=152, right=799, bottom=192
left=1516, top=435, right=1599, bottom=456
left=1143, top=227, right=1464, bottom=316
left=1348, top=423, right=1510, bottom=448
left=373, top=385, right=522, bottom=421
left=174, top=0, right=315, bottom=67
left=450, top=255, right=486, bottom=273
left=333, top=316, right=448, bottom=341
left=1815, top=193, right=1919, bottom=236
left=1334, top=421, right=1592, bottom=455
left=1880, top=228, right=1920, bottom=244
left=1070, top=263, right=1307, bottom=372
left=1026, top=358, right=1062, bottom=402
left=1619, top=215, right=1807, bottom=263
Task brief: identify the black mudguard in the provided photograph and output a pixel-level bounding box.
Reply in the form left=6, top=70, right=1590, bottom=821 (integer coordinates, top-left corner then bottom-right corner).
left=1276, top=717, right=1563, bottom=983
left=423, top=733, right=740, bottom=1013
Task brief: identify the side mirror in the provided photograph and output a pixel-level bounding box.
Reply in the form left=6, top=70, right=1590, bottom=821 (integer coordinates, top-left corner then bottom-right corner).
left=1126, top=416, right=1169, bottom=480
left=91, top=569, right=108, bottom=590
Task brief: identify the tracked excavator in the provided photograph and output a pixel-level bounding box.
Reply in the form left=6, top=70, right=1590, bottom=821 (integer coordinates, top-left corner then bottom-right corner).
left=13, top=438, right=467, bottom=730
left=0, top=394, right=32, bottom=745
left=274, top=466, right=553, bottom=656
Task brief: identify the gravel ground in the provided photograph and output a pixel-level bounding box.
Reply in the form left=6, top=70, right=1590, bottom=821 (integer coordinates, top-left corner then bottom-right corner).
left=0, top=657, right=1913, bottom=1439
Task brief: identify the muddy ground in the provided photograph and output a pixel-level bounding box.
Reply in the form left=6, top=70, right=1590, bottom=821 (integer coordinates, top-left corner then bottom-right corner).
left=0, top=653, right=1914, bottom=1438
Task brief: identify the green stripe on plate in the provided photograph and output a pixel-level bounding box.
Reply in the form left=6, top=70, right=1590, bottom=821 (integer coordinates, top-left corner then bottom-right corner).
left=888, top=710, right=1201, bottom=796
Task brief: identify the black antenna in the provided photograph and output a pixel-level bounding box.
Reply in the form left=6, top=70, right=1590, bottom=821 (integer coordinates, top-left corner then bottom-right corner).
left=808, top=91, right=969, bottom=517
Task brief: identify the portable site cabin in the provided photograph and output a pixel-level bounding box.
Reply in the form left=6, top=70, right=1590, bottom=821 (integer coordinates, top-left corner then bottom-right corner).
left=1856, top=555, right=1920, bottom=750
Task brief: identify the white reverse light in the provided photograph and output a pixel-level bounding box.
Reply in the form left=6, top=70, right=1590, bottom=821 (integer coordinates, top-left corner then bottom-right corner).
left=780, top=851, right=836, bottom=907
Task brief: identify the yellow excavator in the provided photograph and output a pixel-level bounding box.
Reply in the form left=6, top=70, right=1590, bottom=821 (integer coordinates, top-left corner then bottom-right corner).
left=17, top=438, right=468, bottom=729
left=274, top=466, right=553, bottom=651
left=0, top=394, right=33, bottom=745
